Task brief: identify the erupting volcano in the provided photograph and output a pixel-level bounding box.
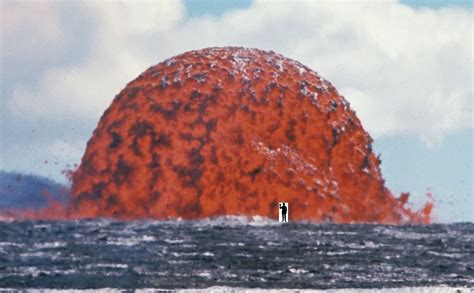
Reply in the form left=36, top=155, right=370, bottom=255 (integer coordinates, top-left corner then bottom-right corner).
left=67, top=47, right=431, bottom=223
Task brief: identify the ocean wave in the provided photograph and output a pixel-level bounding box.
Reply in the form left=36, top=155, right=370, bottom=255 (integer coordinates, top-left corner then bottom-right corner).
left=189, top=215, right=280, bottom=227
left=1, top=220, right=472, bottom=290
left=173, top=287, right=472, bottom=292
left=33, top=241, right=67, bottom=249
left=105, top=235, right=155, bottom=246
left=1, top=213, right=472, bottom=228
left=106, top=215, right=282, bottom=228
left=87, top=263, right=128, bottom=269
left=0, top=215, right=14, bottom=222
left=2, top=286, right=470, bottom=292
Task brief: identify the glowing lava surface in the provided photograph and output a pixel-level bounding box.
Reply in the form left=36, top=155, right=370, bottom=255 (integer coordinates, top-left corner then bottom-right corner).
left=11, top=47, right=434, bottom=223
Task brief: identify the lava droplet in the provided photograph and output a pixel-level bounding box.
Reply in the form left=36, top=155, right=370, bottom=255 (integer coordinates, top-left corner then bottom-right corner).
left=8, top=47, right=434, bottom=223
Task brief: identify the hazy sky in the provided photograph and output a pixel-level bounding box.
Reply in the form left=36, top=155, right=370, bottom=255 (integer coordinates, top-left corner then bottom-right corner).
left=1, top=0, right=472, bottom=222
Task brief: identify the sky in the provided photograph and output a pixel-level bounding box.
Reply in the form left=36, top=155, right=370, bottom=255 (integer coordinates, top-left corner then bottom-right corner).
left=0, top=0, right=472, bottom=223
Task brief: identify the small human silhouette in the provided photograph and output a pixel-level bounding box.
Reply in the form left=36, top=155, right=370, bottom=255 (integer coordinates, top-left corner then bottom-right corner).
left=280, top=203, right=287, bottom=222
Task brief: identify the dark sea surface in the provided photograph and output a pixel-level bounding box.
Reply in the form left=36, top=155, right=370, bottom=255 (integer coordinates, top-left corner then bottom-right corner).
left=0, top=217, right=473, bottom=290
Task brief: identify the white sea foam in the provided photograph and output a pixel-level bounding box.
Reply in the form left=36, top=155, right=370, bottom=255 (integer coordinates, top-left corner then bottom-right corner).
left=33, top=224, right=52, bottom=229
left=0, top=215, right=14, bottom=222
left=0, top=241, right=23, bottom=247
left=426, top=251, right=465, bottom=258
left=192, top=215, right=279, bottom=227
left=164, top=238, right=185, bottom=244
left=196, top=270, right=213, bottom=278
left=15, top=266, right=42, bottom=277
left=34, top=241, right=67, bottom=249
left=94, top=263, right=128, bottom=269
left=105, top=234, right=155, bottom=246
left=142, top=235, right=156, bottom=242
left=288, top=267, right=308, bottom=274
left=216, top=242, right=245, bottom=247
left=19, top=251, right=50, bottom=258
left=106, top=237, right=141, bottom=246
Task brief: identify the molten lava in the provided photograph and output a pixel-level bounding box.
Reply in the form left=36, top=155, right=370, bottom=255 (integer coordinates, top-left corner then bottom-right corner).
left=64, top=47, right=432, bottom=223
left=4, top=47, right=431, bottom=223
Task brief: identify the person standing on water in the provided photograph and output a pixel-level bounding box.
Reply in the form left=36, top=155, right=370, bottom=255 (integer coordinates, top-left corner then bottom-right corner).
left=280, top=203, right=287, bottom=222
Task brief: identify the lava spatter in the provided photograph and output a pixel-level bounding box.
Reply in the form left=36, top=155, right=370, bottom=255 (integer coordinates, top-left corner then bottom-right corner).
left=68, top=47, right=431, bottom=223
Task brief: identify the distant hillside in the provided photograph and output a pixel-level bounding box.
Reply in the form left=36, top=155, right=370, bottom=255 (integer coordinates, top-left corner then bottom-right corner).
left=0, top=171, right=70, bottom=209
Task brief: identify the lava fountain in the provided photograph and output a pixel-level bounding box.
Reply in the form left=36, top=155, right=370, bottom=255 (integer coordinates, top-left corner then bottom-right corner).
left=67, top=47, right=431, bottom=223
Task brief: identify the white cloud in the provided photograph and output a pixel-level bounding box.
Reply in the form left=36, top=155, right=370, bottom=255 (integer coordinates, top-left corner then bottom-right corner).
left=1, top=2, right=64, bottom=58
left=6, top=0, right=473, bottom=146
left=8, top=0, right=186, bottom=120
left=89, top=0, right=184, bottom=34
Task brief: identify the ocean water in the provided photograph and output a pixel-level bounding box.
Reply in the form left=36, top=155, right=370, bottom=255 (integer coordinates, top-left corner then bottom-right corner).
left=0, top=216, right=472, bottom=291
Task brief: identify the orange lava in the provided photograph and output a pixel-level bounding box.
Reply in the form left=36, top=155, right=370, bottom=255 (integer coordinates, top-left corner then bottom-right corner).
left=9, top=47, right=434, bottom=223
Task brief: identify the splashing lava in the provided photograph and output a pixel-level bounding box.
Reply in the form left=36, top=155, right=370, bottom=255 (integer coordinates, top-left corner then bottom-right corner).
left=13, top=47, right=434, bottom=223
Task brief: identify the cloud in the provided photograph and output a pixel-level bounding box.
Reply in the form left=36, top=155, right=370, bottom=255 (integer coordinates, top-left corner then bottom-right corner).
left=8, top=0, right=186, bottom=120
left=6, top=0, right=473, bottom=146
left=1, top=2, right=64, bottom=59
left=89, top=0, right=184, bottom=34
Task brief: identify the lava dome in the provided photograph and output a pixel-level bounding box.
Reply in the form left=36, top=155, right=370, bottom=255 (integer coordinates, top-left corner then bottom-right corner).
left=70, top=47, right=432, bottom=223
